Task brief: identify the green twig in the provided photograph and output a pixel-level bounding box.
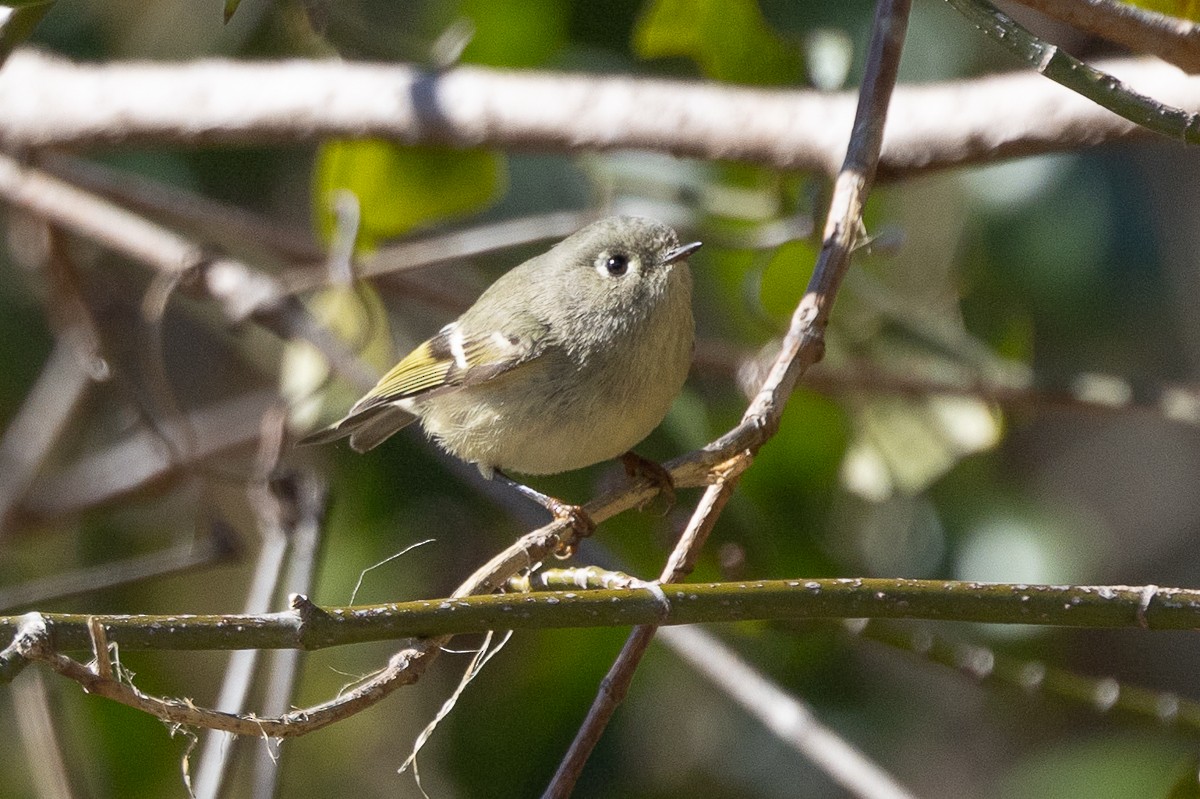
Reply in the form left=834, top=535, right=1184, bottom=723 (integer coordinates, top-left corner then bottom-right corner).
left=3, top=579, right=1193, bottom=682
left=1014, top=0, right=1200, bottom=73
left=946, top=0, right=1200, bottom=143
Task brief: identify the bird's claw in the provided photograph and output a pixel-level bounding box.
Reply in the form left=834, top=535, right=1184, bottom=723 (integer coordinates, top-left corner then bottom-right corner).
left=547, top=499, right=595, bottom=558
left=621, top=451, right=676, bottom=513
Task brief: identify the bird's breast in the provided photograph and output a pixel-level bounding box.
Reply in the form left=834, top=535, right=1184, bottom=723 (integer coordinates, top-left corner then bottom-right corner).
left=420, top=274, right=694, bottom=476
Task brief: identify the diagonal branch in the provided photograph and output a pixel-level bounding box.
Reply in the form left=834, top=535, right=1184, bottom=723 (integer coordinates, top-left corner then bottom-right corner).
left=17, top=390, right=277, bottom=522
left=663, top=625, right=918, bottom=799
left=39, top=153, right=324, bottom=264
left=0, top=337, right=92, bottom=534
left=1012, top=0, right=1200, bottom=73
left=543, top=0, right=913, bottom=794
left=948, top=0, right=1200, bottom=142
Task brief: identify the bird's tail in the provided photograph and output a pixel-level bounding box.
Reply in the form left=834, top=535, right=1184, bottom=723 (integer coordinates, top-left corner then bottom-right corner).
left=298, top=404, right=418, bottom=453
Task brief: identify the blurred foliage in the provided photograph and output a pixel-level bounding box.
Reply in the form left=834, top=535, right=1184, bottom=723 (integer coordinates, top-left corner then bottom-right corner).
left=993, top=735, right=1190, bottom=799
left=1168, top=755, right=1200, bottom=799
left=458, top=0, right=568, bottom=66
left=282, top=282, right=395, bottom=433
left=1, top=1, right=1200, bottom=798
left=633, top=0, right=802, bottom=85
left=1128, top=0, right=1200, bottom=22
left=313, top=139, right=505, bottom=249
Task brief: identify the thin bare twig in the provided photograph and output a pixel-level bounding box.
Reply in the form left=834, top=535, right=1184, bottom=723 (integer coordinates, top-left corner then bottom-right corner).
left=859, top=620, right=1200, bottom=730
left=192, top=410, right=292, bottom=799
left=2, top=51, right=1199, bottom=179
left=544, top=476, right=746, bottom=798
left=12, top=670, right=76, bottom=799
left=19, top=390, right=277, bottom=521
left=0, top=338, right=92, bottom=534
left=662, top=625, right=918, bottom=799
left=810, top=364, right=1200, bottom=425
left=356, top=210, right=593, bottom=282
left=40, top=153, right=324, bottom=264
left=281, top=209, right=595, bottom=297
left=0, top=153, right=377, bottom=392
left=0, top=533, right=237, bottom=613
left=544, top=0, right=912, bottom=793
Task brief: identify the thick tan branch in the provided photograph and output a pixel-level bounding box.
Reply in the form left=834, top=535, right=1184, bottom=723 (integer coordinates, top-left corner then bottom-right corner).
left=1, top=50, right=1198, bottom=178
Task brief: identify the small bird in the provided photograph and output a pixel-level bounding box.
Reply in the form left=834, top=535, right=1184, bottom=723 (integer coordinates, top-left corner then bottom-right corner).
left=302, top=216, right=700, bottom=514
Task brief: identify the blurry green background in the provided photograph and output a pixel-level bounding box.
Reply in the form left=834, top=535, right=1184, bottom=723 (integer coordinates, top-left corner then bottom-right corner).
left=3, top=0, right=1200, bottom=797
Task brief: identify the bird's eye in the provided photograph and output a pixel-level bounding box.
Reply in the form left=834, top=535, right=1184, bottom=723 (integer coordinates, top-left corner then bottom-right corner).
left=604, top=253, right=629, bottom=276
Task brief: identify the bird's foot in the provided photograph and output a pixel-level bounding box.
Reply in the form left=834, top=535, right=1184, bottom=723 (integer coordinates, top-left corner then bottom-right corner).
left=543, top=497, right=596, bottom=558
left=494, top=470, right=595, bottom=557
left=621, top=451, right=676, bottom=513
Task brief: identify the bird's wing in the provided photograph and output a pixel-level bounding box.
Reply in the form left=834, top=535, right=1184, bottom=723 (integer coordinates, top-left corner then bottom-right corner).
left=349, top=319, right=546, bottom=414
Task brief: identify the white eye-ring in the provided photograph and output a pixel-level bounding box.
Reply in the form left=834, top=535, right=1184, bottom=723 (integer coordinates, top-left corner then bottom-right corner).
left=597, top=251, right=631, bottom=277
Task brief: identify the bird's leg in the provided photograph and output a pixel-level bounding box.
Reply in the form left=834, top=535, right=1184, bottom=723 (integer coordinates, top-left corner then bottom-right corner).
left=620, top=451, right=676, bottom=512
left=493, top=471, right=596, bottom=552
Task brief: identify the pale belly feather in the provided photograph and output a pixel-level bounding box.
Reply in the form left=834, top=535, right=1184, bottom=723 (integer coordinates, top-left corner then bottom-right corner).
left=417, top=288, right=693, bottom=476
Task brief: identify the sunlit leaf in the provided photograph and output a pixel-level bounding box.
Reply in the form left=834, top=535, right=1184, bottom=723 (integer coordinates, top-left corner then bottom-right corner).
left=313, top=139, right=505, bottom=251
left=841, top=394, right=1002, bottom=501
left=633, top=0, right=802, bottom=85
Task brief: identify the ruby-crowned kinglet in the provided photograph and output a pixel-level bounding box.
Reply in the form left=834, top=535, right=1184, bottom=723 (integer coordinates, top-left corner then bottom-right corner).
left=302, top=216, right=701, bottom=480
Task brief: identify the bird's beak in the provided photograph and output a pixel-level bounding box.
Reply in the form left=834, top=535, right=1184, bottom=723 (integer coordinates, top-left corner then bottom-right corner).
left=662, top=241, right=703, bottom=265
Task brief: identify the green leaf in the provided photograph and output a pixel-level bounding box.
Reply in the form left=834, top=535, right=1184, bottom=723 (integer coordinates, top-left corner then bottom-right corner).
left=458, top=0, right=568, bottom=67
left=223, top=0, right=240, bottom=23
left=632, top=0, right=802, bottom=85
left=313, top=139, right=505, bottom=251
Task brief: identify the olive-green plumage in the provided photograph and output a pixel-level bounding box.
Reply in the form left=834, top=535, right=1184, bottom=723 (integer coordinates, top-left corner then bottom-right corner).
left=302, top=216, right=700, bottom=477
